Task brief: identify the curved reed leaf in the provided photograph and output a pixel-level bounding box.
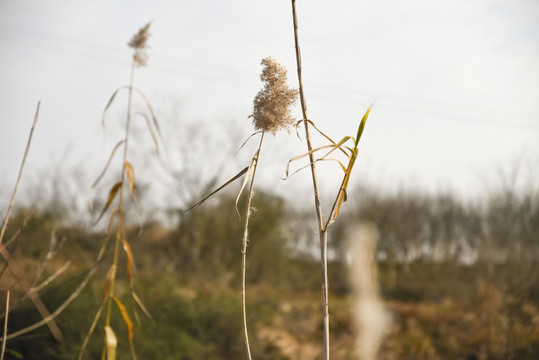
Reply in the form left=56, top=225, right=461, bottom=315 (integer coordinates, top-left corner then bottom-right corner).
left=185, top=166, right=249, bottom=211
left=284, top=137, right=354, bottom=179
left=124, top=162, right=136, bottom=205
left=235, top=151, right=258, bottom=219
left=133, top=87, right=160, bottom=134
left=112, top=297, right=136, bottom=360
left=121, top=238, right=134, bottom=286
left=95, top=182, right=123, bottom=225
left=131, top=291, right=154, bottom=324
left=102, top=87, right=126, bottom=127
left=133, top=112, right=159, bottom=155
left=92, top=141, right=125, bottom=189
left=102, top=265, right=117, bottom=303
left=234, top=131, right=263, bottom=157
left=295, top=119, right=348, bottom=155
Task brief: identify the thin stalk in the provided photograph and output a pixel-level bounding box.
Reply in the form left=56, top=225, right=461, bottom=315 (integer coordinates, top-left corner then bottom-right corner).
left=3, top=266, right=97, bottom=343
left=0, top=101, right=40, bottom=246
left=0, top=241, right=63, bottom=341
left=0, top=101, right=64, bottom=341
left=1, top=291, right=9, bottom=360
left=291, top=1, right=330, bottom=358
left=103, top=60, right=136, bottom=359
left=241, top=132, right=265, bottom=360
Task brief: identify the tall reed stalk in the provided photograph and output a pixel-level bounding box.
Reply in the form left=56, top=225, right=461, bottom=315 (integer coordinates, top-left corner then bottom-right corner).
left=289, top=2, right=373, bottom=358
left=187, top=56, right=298, bottom=359
left=80, top=22, right=157, bottom=360
left=240, top=133, right=263, bottom=360
left=290, top=1, right=330, bottom=357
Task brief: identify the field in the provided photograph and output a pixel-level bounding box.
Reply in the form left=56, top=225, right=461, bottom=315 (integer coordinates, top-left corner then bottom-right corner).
left=1, top=183, right=538, bottom=359
left=1, top=10, right=538, bottom=360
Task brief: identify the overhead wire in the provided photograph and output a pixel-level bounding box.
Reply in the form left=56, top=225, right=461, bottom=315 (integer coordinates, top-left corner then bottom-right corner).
left=1, top=25, right=537, bottom=132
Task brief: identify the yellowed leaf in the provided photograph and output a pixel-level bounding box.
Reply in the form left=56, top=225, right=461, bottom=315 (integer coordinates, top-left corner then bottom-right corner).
left=112, top=296, right=137, bottom=360
left=95, top=182, right=122, bottom=225
left=104, top=326, right=117, bottom=360
left=102, top=265, right=116, bottom=303
left=121, top=237, right=134, bottom=286
left=124, top=161, right=136, bottom=203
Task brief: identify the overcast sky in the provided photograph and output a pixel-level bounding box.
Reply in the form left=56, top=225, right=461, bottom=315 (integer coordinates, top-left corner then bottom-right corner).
left=1, top=0, right=538, bottom=209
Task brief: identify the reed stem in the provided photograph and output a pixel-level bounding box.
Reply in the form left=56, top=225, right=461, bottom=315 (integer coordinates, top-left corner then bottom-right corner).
left=102, top=60, right=135, bottom=360
left=241, top=131, right=265, bottom=360
left=291, top=1, right=330, bottom=358
left=0, top=102, right=40, bottom=246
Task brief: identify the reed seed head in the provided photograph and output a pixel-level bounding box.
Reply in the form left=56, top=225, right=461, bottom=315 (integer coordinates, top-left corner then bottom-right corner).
left=251, top=57, right=298, bottom=134
left=128, top=22, right=151, bottom=67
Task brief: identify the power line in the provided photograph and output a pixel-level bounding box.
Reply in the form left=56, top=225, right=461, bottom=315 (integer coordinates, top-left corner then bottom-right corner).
left=1, top=25, right=538, bottom=132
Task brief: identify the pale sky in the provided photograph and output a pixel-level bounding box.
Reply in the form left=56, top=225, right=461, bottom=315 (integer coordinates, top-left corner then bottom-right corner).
left=1, top=0, right=538, bottom=210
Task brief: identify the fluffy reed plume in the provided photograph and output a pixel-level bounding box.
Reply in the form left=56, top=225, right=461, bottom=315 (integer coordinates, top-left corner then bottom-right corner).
left=251, top=57, right=298, bottom=134
left=347, top=223, right=390, bottom=360
left=128, top=22, right=151, bottom=67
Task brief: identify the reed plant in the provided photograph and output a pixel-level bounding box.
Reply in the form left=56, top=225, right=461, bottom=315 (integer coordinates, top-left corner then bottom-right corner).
left=288, top=1, right=374, bottom=358
left=187, top=56, right=298, bottom=359
left=79, top=22, right=158, bottom=360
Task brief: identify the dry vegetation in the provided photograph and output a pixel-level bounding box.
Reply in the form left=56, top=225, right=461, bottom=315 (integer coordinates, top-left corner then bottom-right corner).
left=1, top=179, right=538, bottom=359
left=1, top=4, right=539, bottom=360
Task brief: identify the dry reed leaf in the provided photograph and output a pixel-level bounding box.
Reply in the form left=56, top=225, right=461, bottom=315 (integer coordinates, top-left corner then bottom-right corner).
left=185, top=166, right=249, bottom=211
left=123, top=161, right=142, bottom=228
left=124, top=162, right=136, bottom=205
left=95, top=182, right=122, bottom=225
left=295, top=119, right=347, bottom=154
left=90, top=140, right=123, bottom=212
left=235, top=151, right=258, bottom=219
left=133, top=112, right=160, bottom=155
left=102, top=88, right=124, bottom=127
left=112, top=296, right=137, bottom=360
left=92, top=141, right=124, bottom=190
left=104, top=326, right=117, bottom=360
left=133, top=87, right=160, bottom=134
left=131, top=291, right=154, bottom=324
left=32, top=261, right=70, bottom=293
left=102, top=265, right=117, bottom=304
left=284, top=118, right=355, bottom=179
left=234, top=131, right=263, bottom=157
left=121, top=237, right=134, bottom=286
left=283, top=141, right=352, bottom=180
left=102, top=86, right=160, bottom=135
